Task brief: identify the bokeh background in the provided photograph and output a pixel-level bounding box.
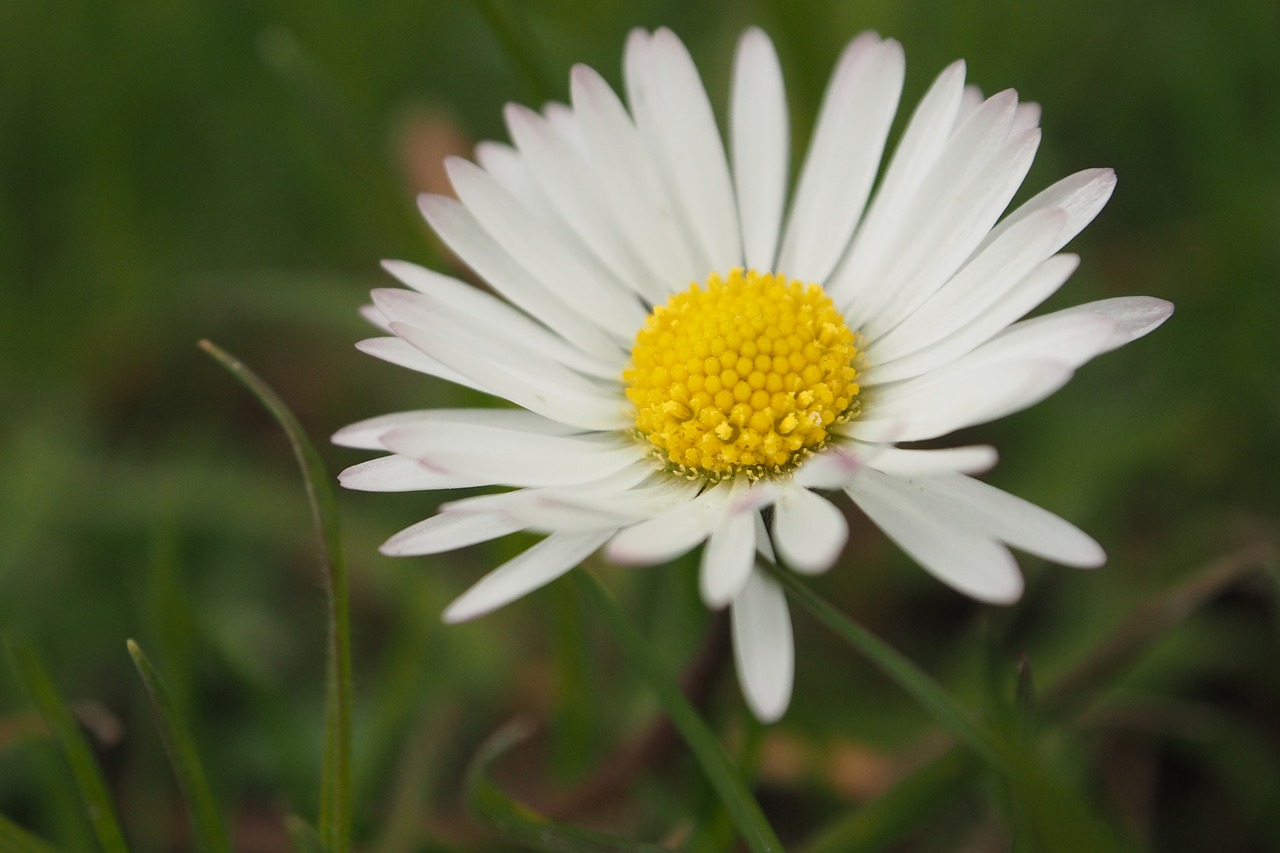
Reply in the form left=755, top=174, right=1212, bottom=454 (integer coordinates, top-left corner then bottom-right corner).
left=2, top=0, right=1277, bottom=850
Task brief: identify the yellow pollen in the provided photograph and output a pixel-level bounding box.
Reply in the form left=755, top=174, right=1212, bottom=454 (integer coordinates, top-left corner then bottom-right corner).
left=624, top=268, right=862, bottom=481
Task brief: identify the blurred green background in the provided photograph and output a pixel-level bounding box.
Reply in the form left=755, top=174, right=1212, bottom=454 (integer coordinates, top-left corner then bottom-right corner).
left=1, top=0, right=1277, bottom=850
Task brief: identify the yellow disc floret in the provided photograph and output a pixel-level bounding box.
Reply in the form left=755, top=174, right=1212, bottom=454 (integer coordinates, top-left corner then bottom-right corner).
left=624, top=268, right=862, bottom=481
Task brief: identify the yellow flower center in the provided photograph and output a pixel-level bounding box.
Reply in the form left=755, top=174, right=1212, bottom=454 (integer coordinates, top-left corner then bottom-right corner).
left=624, top=268, right=862, bottom=481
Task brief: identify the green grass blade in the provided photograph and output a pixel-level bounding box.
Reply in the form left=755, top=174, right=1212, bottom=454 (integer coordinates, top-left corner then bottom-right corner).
left=5, top=636, right=131, bottom=853
left=551, top=582, right=594, bottom=777
left=126, top=639, right=231, bottom=853
left=1043, top=541, right=1275, bottom=720
left=763, top=564, right=1007, bottom=769
left=285, top=815, right=327, bottom=853
left=469, top=0, right=556, bottom=103
left=573, top=572, right=784, bottom=853
left=1004, top=753, right=1126, bottom=853
left=0, top=814, right=59, bottom=853
left=801, top=751, right=973, bottom=853
left=199, top=340, right=353, bottom=852
left=466, top=717, right=674, bottom=853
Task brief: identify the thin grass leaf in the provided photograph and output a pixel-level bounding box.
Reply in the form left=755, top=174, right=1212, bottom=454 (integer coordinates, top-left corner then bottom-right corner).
left=684, top=715, right=766, bottom=853
left=466, top=716, right=673, bottom=853
left=1004, top=753, right=1127, bottom=853
left=763, top=563, right=1007, bottom=769
left=1043, top=540, right=1276, bottom=720
left=469, top=0, right=556, bottom=103
left=0, top=814, right=59, bottom=853
left=5, top=636, right=130, bottom=853
left=573, top=572, right=784, bottom=853
left=126, top=639, right=231, bottom=853
left=552, top=582, right=594, bottom=777
left=801, top=751, right=973, bottom=853
left=373, top=707, right=452, bottom=853
left=1014, top=654, right=1036, bottom=742
left=199, top=340, right=353, bottom=852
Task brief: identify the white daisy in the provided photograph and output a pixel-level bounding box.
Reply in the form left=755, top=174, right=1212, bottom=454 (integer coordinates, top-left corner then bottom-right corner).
left=335, top=27, right=1172, bottom=722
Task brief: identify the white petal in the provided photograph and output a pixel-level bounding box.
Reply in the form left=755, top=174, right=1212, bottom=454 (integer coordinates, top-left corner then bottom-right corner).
left=700, top=482, right=759, bottom=607
left=442, top=530, right=613, bottom=623
left=730, top=28, right=788, bottom=273
left=391, top=321, right=629, bottom=432
left=493, top=478, right=701, bottom=532
left=473, top=140, right=557, bottom=222
left=864, top=253, right=1080, bottom=384
left=570, top=63, right=700, bottom=289
left=777, top=34, right=904, bottom=283
left=753, top=513, right=778, bottom=564
left=863, top=444, right=999, bottom=476
left=1012, top=101, right=1041, bottom=134
left=445, top=156, right=645, bottom=339
left=852, top=358, right=1074, bottom=443
left=998, top=296, right=1174, bottom=363
left=793, top=445, right=864, bottom=489
left=381, top=511, right=525, bottom=556
left=381, top=422, right=642, bottom=488
left=419, top=193, right=623, bottom=359
left=442, top=460, right=659, bottom=516
left=961, top=307, right=1149, bottom=374
left=771, top=485, right=849, bottom=574
left=381, top=261, right=619, bottom=379
left=913, top=474, right=1105, bottom=567
left=381, top=300, right=618, bottom=399
left=542, top=101, right=586, bottom=151
left=859, top=123, right=1042, bottom=336
left=606, top=483, right=732, bottom=565
left=333, top=407, right=584, bottom=450
left=954, top=83, right=985, bottom=129
left=338, top=455, right=476, bottom=492
left=867, top=206, right=1067, bottom=365
left=627, top=28, right=741, bottom=276
left=837, top=89, right=1029, bottom=324
left=355, top=336, right=484, bottom=392
left=982, top=168, right=1116, bottom=256
left=503, top=105, right=664, bottom=304
left=373, top=288, right=616, bottom=391
left=359, top=303, right=392, bottom=332
left=825, top=60, right=966, bottom=307
left=731, top=569, right=794, bottom=723
left=846, top=469, right=1024, bottom=603
left=486, top=499, right=642, bottom=532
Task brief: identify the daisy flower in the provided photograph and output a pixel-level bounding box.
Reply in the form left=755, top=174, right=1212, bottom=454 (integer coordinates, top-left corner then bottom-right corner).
left=335, top=27, right=1172, bottom=721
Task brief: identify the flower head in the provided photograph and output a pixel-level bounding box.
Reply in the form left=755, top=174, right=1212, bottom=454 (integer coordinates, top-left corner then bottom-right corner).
left=336, top=28, right=1172, bottom=721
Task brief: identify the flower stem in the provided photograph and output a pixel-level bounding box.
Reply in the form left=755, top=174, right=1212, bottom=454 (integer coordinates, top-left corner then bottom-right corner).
left=573, top=571, right=784, bottom=853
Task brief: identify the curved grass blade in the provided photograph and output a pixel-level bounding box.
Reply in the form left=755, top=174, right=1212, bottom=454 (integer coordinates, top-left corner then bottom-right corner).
left=199, top=340, right=352, bottom=852
left=5, top=635, right=130, bottom=853
left=0, top=814, right=58, bottom=853
left=763, top=563, right=1006, bottom=769
left=573, top=572, right=784, bottom=853
left=126, top=639, right=231, bottom=853
left=467, top=717, right=673, bottom=853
